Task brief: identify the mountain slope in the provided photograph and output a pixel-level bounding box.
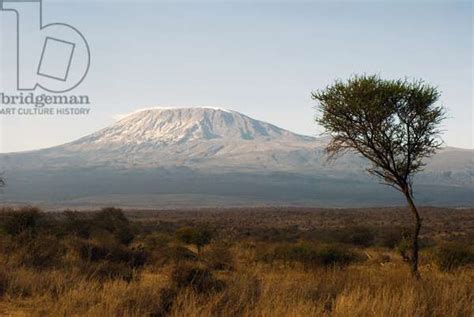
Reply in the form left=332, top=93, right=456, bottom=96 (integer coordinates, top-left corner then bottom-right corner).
left=0, top=107, right=472, bottom=207
left=74, top=107, right=314, bottom=145
left=2, top=107, right=327, bottom=171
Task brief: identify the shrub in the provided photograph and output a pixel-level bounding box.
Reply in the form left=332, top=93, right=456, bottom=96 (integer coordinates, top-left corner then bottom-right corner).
left=143, top=232, right=172, bottom=251
left=253, top=226, right=300, bottom=243
left=338, top=226, right=375, bottom=247
left=63, top=211, right=93, bottom=239
left=9, top=234, right=65, bottom=269
left=0, top=207, right=42, bottom=237
left=315, top=244, right=358, bottom=267
left=376, top=227, right=406, bottom=249
left=433, top=243, right=474, bottom=272
left=203, top=243, right=234, bottom=270
left=71, top=237, right=147, bottom=268
left=176, top=226, right=213, bottom=253
left=170, top=264, right=224, bottom=293
left=263, top=242, right=358, bottom=269
left=268, top=243, right=318, bottom=268
left=397, top=237, right=411, bottom=262
left=168, top=245, right=198, bottom=265
left=0, top=270, right=8, bottom=297
left=92, top=208, right=134, bottom=245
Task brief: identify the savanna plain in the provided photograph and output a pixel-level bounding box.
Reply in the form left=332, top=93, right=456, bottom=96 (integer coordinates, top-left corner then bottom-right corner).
left=0, top=207, right=472, bottom=316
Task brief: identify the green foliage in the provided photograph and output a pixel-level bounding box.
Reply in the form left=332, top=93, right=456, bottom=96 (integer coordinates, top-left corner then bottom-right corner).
left=433, top=243, right=474, bottom=272
left=316, top=244, right=358, bottom=267
left=397, top=237, right=411, bottom=262
left=303, top=226, right=377, bottom=247
left=376, top=227, right=406, bottom=249
left=176, top=226, right=213, bottom=252
left=139, top=232, right=173, bottom=266
left=92, top=207, right=134, bottom=244
left=142, top=232, right=172, bottom=251
left=64, top=211, right=93, bottom=239
left=338, top=226, right=375, bottom=247
left=0, top=207, right=42, bottom=237
left=313, top=75, right=446, bottom=277
left=253, top=226, right=300, bottom=243
left=313, top=74, right=445, bottom=190
left=70, top=236, right=146, bottom=268
left=11, top=234, right=65, bottom=269
left=0, top=207, right=146, bottom=278
left=168, top=245, right=198, bottom=264
left=263, top=242, right=358, bottom=268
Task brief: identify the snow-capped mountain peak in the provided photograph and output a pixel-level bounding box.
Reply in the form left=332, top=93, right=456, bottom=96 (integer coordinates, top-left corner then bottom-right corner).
left=72, top=107, right=312, bottom=147
left=0, top=107, right=472, bottom=207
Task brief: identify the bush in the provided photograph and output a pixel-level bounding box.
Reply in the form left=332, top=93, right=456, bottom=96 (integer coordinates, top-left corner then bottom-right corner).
left=176, top=226, right=213, bottom=253
left=315, top=244, right=358, bottom=267
left=64, top=211, right=93, bottom=239
left=433, top=243, right=474, bottom=272
left=263, top=242, right=358, bottom=269
left=10, top=235, right=65, bottom=269
left=170, top=264, right=224, bottom=293
left=338, top=226, right=375, bottom=247
left=253, top=226, right=300, bottom=243
left=267, top=243, right=317, bottom=268
left=0, top=207, right=42, bottom=237
left=92, top=208, right=134, bottom=245
left=376, top=227, right=406, bottom=249
left=0, top=270, right=8, bottom=297
left=143, top=232, right=172, bottom=251
left=203, top=243, right=234, bottom=270
left=71, top=237, right=147, bottom=268
left=397, top=237, right=411, bottom=262
left=169, top=245, right=198, bottom=265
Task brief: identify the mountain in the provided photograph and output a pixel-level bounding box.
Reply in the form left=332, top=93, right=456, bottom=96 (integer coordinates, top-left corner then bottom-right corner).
left=1, top=107, right=473, bottom=208
left=3, top=107, right=324, bottom=171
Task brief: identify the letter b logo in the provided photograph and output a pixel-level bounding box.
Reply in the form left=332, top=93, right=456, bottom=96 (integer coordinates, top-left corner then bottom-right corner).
left=1, top=0, right=90, bottom=93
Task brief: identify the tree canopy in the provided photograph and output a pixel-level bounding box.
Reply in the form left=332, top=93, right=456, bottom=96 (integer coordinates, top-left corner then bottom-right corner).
left=313, top=75, right=446, bottom=194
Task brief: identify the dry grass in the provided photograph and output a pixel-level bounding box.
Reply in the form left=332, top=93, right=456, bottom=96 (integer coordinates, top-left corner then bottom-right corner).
left=167, top=258, right=473, bottom=317
left=0, top=207, right=472, bottom=316
left=0, top=252, right=472, bottom=317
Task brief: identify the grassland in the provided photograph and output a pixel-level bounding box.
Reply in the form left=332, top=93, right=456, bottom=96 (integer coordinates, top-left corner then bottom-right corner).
left=0, top=207, right=472, bottom=316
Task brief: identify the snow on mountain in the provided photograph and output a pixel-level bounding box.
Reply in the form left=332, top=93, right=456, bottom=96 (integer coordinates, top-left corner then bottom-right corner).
left=1, top=107, right=472, bottom=176
left=71, top=107, right=315, bottom=146
left=0, top=107, right=472, bottom=207
left=3, top=107, right=328, bottom=171
left=0, top=107, right=470, bottom=172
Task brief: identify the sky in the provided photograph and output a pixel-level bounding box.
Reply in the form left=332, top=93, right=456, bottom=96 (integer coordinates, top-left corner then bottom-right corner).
left=0, top=0, right=472, bottom=152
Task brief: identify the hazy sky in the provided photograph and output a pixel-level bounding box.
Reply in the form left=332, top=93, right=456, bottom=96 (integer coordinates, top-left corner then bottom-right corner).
left=0, top=0, right=472, bottom=152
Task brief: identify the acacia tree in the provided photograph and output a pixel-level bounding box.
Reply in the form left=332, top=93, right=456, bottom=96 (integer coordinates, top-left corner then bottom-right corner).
left=312, top=75, right=446, bottom=278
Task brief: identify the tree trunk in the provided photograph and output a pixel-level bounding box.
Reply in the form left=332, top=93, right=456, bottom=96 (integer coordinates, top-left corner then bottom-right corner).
left=403, top=188, right=422, bottom=279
